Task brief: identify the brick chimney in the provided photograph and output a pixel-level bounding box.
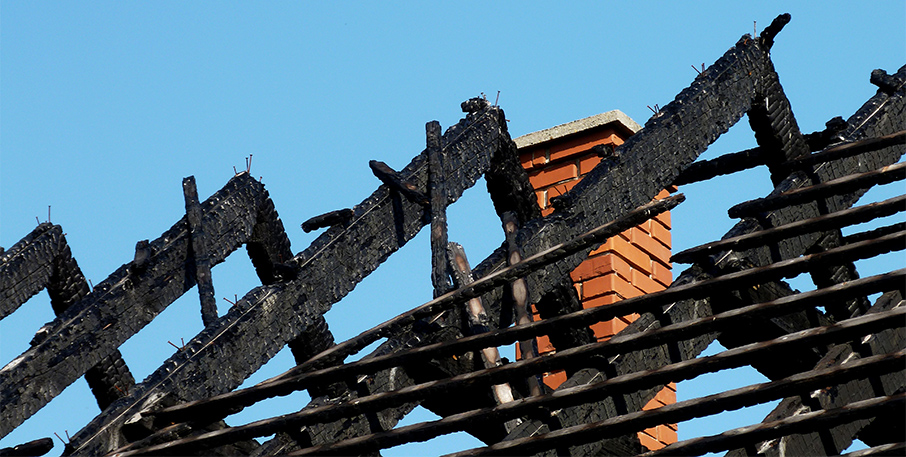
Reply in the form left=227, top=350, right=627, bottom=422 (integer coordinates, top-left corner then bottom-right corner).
left=514, top=111, right=677, bottom=451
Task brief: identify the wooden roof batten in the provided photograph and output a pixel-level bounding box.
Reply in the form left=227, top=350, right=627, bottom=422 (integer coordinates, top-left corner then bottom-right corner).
left=1, top=12, right=904, bottom=457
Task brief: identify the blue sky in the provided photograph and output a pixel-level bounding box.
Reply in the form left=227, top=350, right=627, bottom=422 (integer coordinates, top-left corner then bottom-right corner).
left=1, top=1, right=903, bottom=455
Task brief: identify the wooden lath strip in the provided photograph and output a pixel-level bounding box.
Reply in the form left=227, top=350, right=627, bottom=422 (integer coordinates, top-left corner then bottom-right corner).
left=124, top=271, right=903, bottom=456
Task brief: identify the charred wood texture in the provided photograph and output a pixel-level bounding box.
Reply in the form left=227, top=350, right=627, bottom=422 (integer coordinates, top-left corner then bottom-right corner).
left=427, top=120, right=453, bottom=298
left=62, top=106, right=506, bottom=455
left=726, top=290, right=906, bottom=457
left=0, top=223, right=135, bottom=415
left=0, top=437, right=54, bottom=457
left=183, top=176, right=218, bottom=327
left=300, top=209, right=353, bottom=233
left=500, top=32, right=905, bottom=457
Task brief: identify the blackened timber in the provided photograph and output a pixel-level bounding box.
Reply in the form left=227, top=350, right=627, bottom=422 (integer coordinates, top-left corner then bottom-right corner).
left=66, top=106, right=507, bottom=456
left=671, top=146, right=769, bottom=186
left=503, top=212, right=543, bottom=398
left=673, top=194, right=906, bottom=264
left=502, top=60, right=906, bottom=452
left=300, top=209, right=353, bottom=233
left=183, top=176, right=218, bottom=327
left=779, top=130, right=906, bottom=174
left=369, top=160, right=429, bottom=205
left=844, top=222, right=906, bottom=245
left=746, top=54, right=810, bottom=185
left=841, top=443, right=906, bottom=457
left=427, top=120, right=452, bottom=297
left=2, top=174, right=285, bottom=452
left=645, top=394, right=906, bottom=457
left=728, top=161, right=906, bottom=219
left=871, top=68, right=904, bottom=95
left=0, top=223, right=69, bottom=319
left=149, top=265, right=903, bottom=430
left=124, top=291, right=906, bottom=457
left=288, top=332, right=904, bottom=456
left=275, top=285, right=906, bottom=457
left=807, top=230, right=871, bottom=320
left=444, top=352, right=905, bottom=457
left=0, top=437, right=54, bottom=457
left=446, top=241, right=515, bottom=411
left=727, top=289, right=906, bottom=457
left=0, top=224, right=136, bottom=414
left=272, top=195, right=682, bottom=381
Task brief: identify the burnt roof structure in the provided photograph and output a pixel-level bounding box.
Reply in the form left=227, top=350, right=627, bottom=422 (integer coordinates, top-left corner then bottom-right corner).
left=1, top=13, right=904, bottom=457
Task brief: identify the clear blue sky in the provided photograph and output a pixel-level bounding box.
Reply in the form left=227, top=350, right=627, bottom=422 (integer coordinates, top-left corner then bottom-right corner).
left=1, top=1, right=903, bottom=455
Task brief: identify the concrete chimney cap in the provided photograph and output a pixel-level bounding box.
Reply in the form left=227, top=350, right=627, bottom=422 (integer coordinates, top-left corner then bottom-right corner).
left=513, top=110, right=641, bottom=149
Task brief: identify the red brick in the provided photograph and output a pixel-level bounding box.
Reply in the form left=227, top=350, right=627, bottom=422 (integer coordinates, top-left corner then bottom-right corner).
left=548, top=129, right=618, bottom=162
left=619, top=313, right=639, bottom=325
left=654, top=209, right=671, bottom=229
left=652, top=261, right=673, bottom=287
left=630, top=269, right=664, bottom=295
left=581, top=293, right=620, bottom=309
left=658, top=424, right=678, bottom=444
left=532, top=149, right=549, bottom=168
left=541, top=206, right=554, bottom=217
left=611, top=316, right=629, bottom=334
left=638, top=431, right=665, bottom=451
left=577, top=154, right=602, bottom=176
left=636, top=218, right=653, bottom=235
left=539, top=334, right=556, bottom=354
left=598, top=236, right=653, bottom=275
left=650, top=218, right=672, bottom=249
left=590, top=320, right=614, bottom=340
left=535, top=190, right=547, bottom=209
left=570, top=254, right=631, bottom=283
left=655, top=386, right=676, bottom=405
left=543, top=370, right=567, bottom=390
left=581, top=273, right=640, bottom=300
left=630, top=227, right=672, bottom=266
left=528, top=163, right=577, bottom=188
left=654, top=188, right=671, bottom=199
left=520, top=151, right=535, bottom=170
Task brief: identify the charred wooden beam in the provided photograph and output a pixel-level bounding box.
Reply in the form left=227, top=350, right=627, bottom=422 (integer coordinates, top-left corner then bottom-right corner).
left=300, top=209, right=353, bottom=233
left=502, top=212, right=543, bottom=398
left=844, top=222, right=906, bottom=245
left=674, top=194, right=906, bottom=264
left=65, top=106, right=506, bottom=455
left=0, top=223, right=136, bottom=415
left=779, top=130, right=906, bottom=175
left=369, top=159, right=429, bottom=205
left=183, top=176, right=218, bottom=327
left=297, top=349, right=906, bottom=456
left=647, top=394, right=905, bottom=457
left=728, top=161, right=906, bottom=219
left=501, top=60, right=906, bottom=454
left=447, top=242, right=517, bottom=411
left=147, top=223, right=894, bottom=428
left=671, top=146, right=770, bottom=186
left=727, top=289, right=906, bottom=457
left=485, top=122, right=595, bottom=367
left=124, top=280, right=906, bottom=457
left=0, top=173, right=288, bottom=447
left=870, top=68, right=905, bottom=95
left=427, top=120, right=453, bottom=297
left=807, top=230, right=872, bottom=320
left=671, top=117, right=850, bottom=187
left=445, top=351, right=905, bottom=457
left=746, top=47, right=810, bottom=185
left=0, top=437, right=54, bottom=457
left=263, top=195, right=682, bottom=382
